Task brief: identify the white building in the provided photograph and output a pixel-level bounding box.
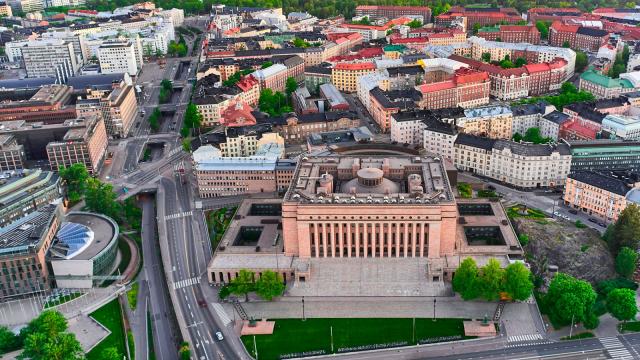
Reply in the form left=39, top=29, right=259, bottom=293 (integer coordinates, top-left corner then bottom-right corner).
left=44, top=0, right=85, bottom=8
left=21, top=39, right=79, bottom=82
left=511, top=102, right=560, bottom=140
left=356, top=72, right=388, bottom=114
left=97, top=41, right=139, bottom=75
left=160, top=8, right=184, bottom=28
left=602, top=114, right=640, bottom=140
left=4, top=40, right=27, bottom=62
left=454, top=134, right=572, bottom=188
left=628, top=54, right=640, bottom=72
left=423, top=120, right=458, bottom=161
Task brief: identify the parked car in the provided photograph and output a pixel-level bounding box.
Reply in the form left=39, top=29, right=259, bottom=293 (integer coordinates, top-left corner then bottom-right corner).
left=568, top=209, right=578, bottom=215
left=588, top=218, right=597, bottom=223
left=197, top=299, right=207, bottom=308
left=215, top=331, right=224, bottom=341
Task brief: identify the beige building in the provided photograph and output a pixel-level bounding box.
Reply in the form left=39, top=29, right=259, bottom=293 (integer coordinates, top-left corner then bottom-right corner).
left=46, top=116, right=108, bottom=174
left=459, top=105, right=513, bottom=140
left=564, top=171, right=640, bottom=223
left=207, top=151, right=523, bottom=294
left=331, top=62, right=376, bottom=93
left=0, top=2, right=12, bottom=17
left=219, top=132, right=284, bottom=158
left=77, top=82, right=138, bottom=138
left=454, top=134, right=572, bottom=188
left=0, top=135, right=25, bottom=171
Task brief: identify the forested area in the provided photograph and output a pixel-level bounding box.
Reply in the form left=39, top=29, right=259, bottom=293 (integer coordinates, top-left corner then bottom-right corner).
left=81, top=0, right=638, bottom=19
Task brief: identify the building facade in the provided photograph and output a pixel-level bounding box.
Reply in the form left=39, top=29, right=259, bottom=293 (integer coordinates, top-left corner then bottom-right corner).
left=46, top=116, right=108, bottom=174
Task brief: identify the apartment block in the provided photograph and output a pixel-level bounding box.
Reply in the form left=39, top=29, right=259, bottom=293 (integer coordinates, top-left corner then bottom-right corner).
left=331, top=62, right=376, bottom=93
left=97, top=41, right=140, bottom=75
left=477, top=25, right=540, bottom=44
left=21, top=39, right=79, bottom=82
left=46, top=115, right=108, bottom=174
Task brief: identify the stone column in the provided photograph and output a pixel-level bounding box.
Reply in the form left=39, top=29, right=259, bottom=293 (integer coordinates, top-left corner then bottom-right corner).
left=419, top=222, right=425, bottom=257
left=330, top=222, right=336, bottom=258
left=362, top=222, right=368, bottom=258
left=338, top=223, right=344, bottom=258
left=354, top=222, right=360, bottom=258
left=313, top=222, right=319, bottom=258
left=346, top=222, right=352, bottom=258
left=395, top=223, right=400, bottom=258
left=428, top=222, right=441, bottom=258
left=403, top=222, right=409, bottom=258
left=411, top=222, right=418, bottom=258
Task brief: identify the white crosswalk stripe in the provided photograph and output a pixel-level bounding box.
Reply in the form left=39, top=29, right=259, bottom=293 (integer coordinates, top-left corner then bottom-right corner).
left=506, top=334, right=551, bottom=348
left=172, top=277, right=200, bottom=290
left=600, top=336, right=634, bottom=359
left=212, top=303, right=232, bottom=326
left=164, top=211, right=192, bottom=220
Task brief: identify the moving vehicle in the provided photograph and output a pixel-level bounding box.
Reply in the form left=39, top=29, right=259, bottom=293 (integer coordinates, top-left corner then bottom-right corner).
left=215, top=331, right=224, bottom=341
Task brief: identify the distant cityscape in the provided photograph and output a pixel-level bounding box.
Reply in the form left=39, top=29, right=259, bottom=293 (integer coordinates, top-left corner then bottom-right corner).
left=1, top=1, right=640, bottom=360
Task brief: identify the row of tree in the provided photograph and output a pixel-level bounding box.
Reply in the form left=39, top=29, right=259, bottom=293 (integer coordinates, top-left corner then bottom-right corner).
left=219, top=269, right=285, bottom=301
left=159, top=79, right=173, bottom=104
left=148, top=108, right=161, bottom=133
left=514, top=82, right=594, bottom=110
left=452, top=258, right=534, bottom=301
left=512, top=127, right=552, bottom=144
left=608, top=45, right=631, bottom=79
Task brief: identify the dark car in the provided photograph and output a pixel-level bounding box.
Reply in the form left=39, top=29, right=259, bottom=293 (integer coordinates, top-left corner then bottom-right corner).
left=487, top=185, right=496, bottom=191
left=197, top=299, right=207, bottom=308
left=588, top=218, right=597, bottom=223
left=568, top=209, right=578, bottom=215
left=598, top=222, right=606, bottom=227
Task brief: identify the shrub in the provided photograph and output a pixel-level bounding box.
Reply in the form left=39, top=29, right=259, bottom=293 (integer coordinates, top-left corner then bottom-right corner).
left=518, top=234, right=529, bottom=247
left=596, top=277, right=638, bottom=296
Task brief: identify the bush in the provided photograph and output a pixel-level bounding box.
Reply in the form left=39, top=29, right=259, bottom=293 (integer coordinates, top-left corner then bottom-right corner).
left=218, top=285, right=231, bottom=300
left=477, top=189, right=498, bottom=198
left=518, top=234, right=529, bottom=247
left=596, top=277, right=638, bottom=297
left=575, top=220, right=587, bottom=228
left=458, top=183, right=472, bottom=198
left=560, top=331, right=595, bottom=340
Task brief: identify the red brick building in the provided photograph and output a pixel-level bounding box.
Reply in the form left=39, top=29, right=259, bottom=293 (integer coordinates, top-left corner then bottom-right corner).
left=477, top=25, right=540, bottom=44
left=416, top=68, right=490, bottom=110
left=549, top=21, right=609, bottom=51
left=436, top=7, right=521, bottom=28
left=355, top=5, right=432, bottom=22
left=527, top=8, right=584, bottom=23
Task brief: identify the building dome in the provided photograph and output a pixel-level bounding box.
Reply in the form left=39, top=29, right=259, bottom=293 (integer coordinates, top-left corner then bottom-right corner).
left=341, top=167, right=400, bottom=195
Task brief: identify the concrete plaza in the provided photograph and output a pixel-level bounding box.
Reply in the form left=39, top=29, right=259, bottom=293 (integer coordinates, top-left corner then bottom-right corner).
left=222, top=295, right=544, bottom=338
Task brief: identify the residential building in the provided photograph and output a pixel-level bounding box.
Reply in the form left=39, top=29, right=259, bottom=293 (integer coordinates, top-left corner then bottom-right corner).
left=356, top=72, right=389, bottom=115
left=454, top=134, right=572, bottom=188
left=0, top=203, right=62, bottom=300
left=80, top=82, right=137, bottom=138
left=564, top=170, right=640, bottom=223
left=579, top=69, right=636, bottom=99
left=97, top=40, right=140, bottom=75
left=20, top=39, right=79, bottom=82
left=355, top=5, right=431, bottom=22
left=527, top=8, right=583, bottom=23
left=0, top=85, right=76, bottom=124
left=0, top=169, right=61, bottom=228
left=252, top=63, right=288, bottom=92
left=304, top=66, right=332, bottom=92
left=192, top=74, right=260, bottom=126
left=416, top=68, right=490, bottom=110
left=457, top=105, right=513, bottom=140
left=601, top=114, right=640, bottom=140
left=511, top=102, right=558, bottom=140
left=260, top=111, right=361, bottom=142
left=46, top=115, right=108, bottom=175
left=331, top=62, right=376, bottom=93
left=0, top=2, right=12, bottom=17
left=566, top=139, right=640, bottom=173
left=549, top=21, right=609, bottom=52
left=369, top=87, right=420, bottom=132
left=436, top=7, right=522, bottom=28
left=477, top=25, right=540, bottom=44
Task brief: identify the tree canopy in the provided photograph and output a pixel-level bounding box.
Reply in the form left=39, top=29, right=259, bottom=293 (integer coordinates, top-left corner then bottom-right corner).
left=523, top=127, right=552, bottom=144
left=285, top=77, right=298, bottom=95
left=615, top=247, right=638, bottom=279
left=503, top=262, right=534, bottom=301
left=607, top=288, right=638, bottom=322
left=407, top=19, right=422, bottom=28
left=477, top=258, right=505, bottom=301
left=452, top=257, right=480, bottom=300
left=605, top=204, right=640, bottom=255
left=230, top=269, right=255, bottom=301
left=18, top=310, right=83, bottom=360
left=536, top=21, right=550, bottom=40
left=59, top=163, right=89, bottom=203
left=513, top=80, right=594, bottom=110
left=255, top=270, right=285, bottom=300
left=85, top=178, right=121, bottom=220
left=543, top=273, right=597, bottom=327
left=259, top=89, right=292, bottom=116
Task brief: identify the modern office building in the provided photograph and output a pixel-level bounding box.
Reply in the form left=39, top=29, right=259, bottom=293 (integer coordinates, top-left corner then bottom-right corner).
left=20, top=39, right=79, bottom=83
left=0, top=135, right=25, bottom=171
left=0, top=169, right=61, bottom=228
left=565, top=139, right=640, bottom=173
left=46, top=116, right=108, bottom=175
left=48, top=212, right=119, bottom=288
left=0, top=203, right=62, bottom=300
left=97, top=41, right=140, bottom=75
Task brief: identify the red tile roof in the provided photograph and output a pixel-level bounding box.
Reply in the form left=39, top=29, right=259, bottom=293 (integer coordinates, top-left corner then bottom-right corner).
left=356, top=5, right=431, bottom=11
left=236, top=75, right=258, bottom=92
left=550, top=21, right=579, bottom=33
left=334, top=62, right=376, bottom=71
left=221, top=101, right=256, bottom=127
left=454, top=68, right=489, bottom=84
left=418, top=81, right=456, bottom=93
left=391, top=37, right=429, bottom=44
left=524, top=63, right=551, bottom=73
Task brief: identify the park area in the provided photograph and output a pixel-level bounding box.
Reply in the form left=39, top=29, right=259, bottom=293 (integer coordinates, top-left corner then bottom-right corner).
left=87, top=299, right=127, bottom=360
left=241, top=318, right=471, bottom=360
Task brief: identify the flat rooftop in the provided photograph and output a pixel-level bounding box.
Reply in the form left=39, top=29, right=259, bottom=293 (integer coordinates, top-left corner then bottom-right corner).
left=285, top=154, right=455, bottom=204
left=0, top=204, right=59, bottom=256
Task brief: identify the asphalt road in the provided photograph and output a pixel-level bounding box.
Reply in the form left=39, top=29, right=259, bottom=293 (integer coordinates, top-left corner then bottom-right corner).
left=140, top=196, right=180, bottom=359
left=160, top=176, right=251, bottom=360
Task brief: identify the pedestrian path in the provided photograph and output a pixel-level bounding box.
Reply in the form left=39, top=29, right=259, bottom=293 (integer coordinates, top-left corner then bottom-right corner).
left=600, top=336, right=634, bottom=359
left=165, top=211, right=192, bottom=220
left=167, top=147, right=182, bottom=157
left=506, top=334, right=551, bottom=348
left=212, top=303, right=232, bottom=326
left=172, top=277, right=199, bottom=290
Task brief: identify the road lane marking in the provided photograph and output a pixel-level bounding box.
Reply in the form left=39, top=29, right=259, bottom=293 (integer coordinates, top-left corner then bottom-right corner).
left=172, top=276, right=199, bottom=290
left=600, top=336, right=633, bottom=359
left=212, top=303, right=232, bottom=326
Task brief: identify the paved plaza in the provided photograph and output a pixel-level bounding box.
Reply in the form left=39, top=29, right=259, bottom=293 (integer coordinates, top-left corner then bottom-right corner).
left=287, top=258, right=451, bottom=297
left=222, top=295, right=544, bottom=338
left=67, top=314, right=110, bottom=352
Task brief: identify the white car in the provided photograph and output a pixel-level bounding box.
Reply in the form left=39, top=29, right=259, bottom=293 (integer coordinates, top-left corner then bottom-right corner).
left=215, top=331, right=224, bottom=341
left=553, top=211, right=561, bottom=216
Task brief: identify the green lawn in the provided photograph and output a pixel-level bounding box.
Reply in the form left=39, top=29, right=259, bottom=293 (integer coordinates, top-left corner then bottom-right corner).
left=87, top=299, right=127, bottom=360
left=241, top=318, right=470, bottom=360
left=507, top=205, right=547, bottom=219
left=117, top=238, right=132, bottom=275
left=560, top=332, right=594, bottom=340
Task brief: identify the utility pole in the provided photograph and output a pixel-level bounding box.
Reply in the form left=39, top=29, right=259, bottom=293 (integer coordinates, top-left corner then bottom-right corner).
left=412, top=317, right=415, bottom=344
left=254, top=335, right=258, bottom=359
left=569, top=314, right=575, bottom=339
left=433, top=298, right=437, bottom=321
left=302, top=296, right=306, bottom=321
left=330, top=326, right=334, bottom=353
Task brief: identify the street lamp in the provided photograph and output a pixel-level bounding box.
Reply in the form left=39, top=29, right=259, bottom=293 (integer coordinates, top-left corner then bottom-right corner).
left=302, top=297, right=306, bottom=321
left=433, top=298, right=437, bottom=321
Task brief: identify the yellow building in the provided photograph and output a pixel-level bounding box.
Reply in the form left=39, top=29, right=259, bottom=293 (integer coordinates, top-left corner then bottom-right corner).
left=331, top=62, right=376, bottom=92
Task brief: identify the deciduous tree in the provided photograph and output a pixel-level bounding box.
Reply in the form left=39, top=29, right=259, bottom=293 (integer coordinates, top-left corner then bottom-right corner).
left=452, top=258, right=479, bottom=300
left=544, top=273, right=597, bottom=327
left=607, top=288, right=638, bottom=322
left=230, top=269, right=255, bottom=301
left=615, top=247, right=638, bottom=279
left=59, top=163, right=89, bottom=203
left=606, top=204, right=640, bottom=254
left=255, top=270, right=285, bottom=301
left=503, top=262, right=534, bottom=301
left=477, top=258, right=505, bottom=301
